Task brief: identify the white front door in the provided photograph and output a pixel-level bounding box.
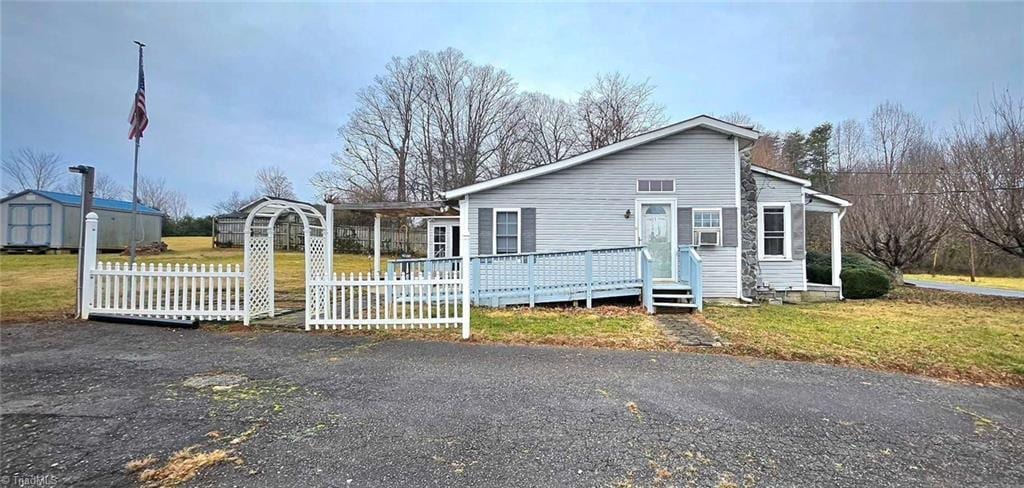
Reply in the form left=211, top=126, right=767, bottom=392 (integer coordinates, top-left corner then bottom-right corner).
left=638, top=202, right=676, bottom=281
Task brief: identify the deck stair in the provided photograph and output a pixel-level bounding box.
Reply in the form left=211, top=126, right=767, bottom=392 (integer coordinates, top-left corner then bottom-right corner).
left=652, top=283, right=697, bottom=310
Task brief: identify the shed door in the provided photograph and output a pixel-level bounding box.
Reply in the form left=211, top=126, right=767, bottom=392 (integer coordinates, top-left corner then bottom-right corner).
left=7, top=204, right=51, bottom=246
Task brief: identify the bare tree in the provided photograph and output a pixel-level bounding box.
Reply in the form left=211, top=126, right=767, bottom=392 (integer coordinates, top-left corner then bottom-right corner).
left=943, top=91, right=1024, bottom=259
left=576, top=72, right=666, bottom=150
left=58, top=173, right=127, bottom=199
left=419, top=48, right=524, bottom=189
left=2, top=148, right=65, bottom=193
left=255, top=165, right=296, bottom=199
left=718, top=112, right=761, bottom=130
left=313, top=138, right=394, bottom=203
left=832, top=118, right=866, bottom=172
left=521, top=92, right=581, bottom=167
left=843, top=102, right=947, bottom=282
left=138, top=176, right=189, bottom=221
left=213, top=189, right=260, bottom=214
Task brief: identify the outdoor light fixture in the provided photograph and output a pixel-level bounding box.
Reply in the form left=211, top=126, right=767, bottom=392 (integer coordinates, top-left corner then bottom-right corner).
left=624, top=209, right=632, bottom=219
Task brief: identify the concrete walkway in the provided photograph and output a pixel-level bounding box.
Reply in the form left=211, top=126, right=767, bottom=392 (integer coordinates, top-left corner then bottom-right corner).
left=906, top=279, right=1024, bottom=299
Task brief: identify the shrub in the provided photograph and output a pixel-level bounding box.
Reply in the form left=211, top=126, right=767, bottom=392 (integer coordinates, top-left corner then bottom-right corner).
left=805, top=250, right=894, bottom=298
left=840, top=267, right=892, bottom=299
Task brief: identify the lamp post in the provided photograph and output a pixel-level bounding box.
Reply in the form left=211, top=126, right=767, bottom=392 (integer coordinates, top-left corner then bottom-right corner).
left=69, top=165, right=95, bottom=318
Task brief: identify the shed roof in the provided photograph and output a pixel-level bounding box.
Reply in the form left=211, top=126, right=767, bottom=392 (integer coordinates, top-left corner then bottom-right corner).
left=1, top=189, right=164, bottom=216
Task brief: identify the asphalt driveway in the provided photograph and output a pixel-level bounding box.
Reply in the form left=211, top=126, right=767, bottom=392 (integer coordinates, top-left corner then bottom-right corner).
left=2, top=322, right=1022, bottom=487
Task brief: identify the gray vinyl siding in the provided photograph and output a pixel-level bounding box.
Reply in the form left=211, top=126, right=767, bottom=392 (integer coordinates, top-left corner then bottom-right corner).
left=806, top=198, right=841, bottom=213
left=753, top=173, right=806, bottom=291
left=465, top=128, right=740, bottom=297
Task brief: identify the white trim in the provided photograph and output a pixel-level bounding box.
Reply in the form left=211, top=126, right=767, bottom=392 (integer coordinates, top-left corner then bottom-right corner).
left=636, top=178, right=676, bottom=193
left=634, top=198, right=678, bottom=282
left=427, top=217, right=461, bottom=258
left=804, top=188, right=852, bottom=207
left=691, top=207, right=723, bottom=246
left=751, top=166, right=812, bottom=187
left=492, top=208, right=522, bottom=255
left=757, top=202, right=792, bottom=261
left=444, top=115, right=760, bottom=199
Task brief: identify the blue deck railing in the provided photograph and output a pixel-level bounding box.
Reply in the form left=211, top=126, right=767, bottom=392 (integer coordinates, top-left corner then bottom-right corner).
left=677, top=245, right=704, bottom=311
left=389, top=246, right=655, bottom=311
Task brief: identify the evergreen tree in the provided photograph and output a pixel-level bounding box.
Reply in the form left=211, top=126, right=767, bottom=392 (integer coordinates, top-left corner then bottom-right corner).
left=803, top=123, right=835, bottom=191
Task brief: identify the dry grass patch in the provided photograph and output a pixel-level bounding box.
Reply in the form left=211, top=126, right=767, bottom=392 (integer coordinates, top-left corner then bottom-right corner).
left=703, top=287, right=1024, bottom=385
left=904, top=273, right=1024, bottom=292
left=471, top=306, right=673, bottom=350
left=127, top=446, right=236, bottom=487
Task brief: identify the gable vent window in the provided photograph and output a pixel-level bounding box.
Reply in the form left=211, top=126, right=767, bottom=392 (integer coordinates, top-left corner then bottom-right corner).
left=692, top=209, right=722, bottom=246
left=637, top=179, right=675, bottom=193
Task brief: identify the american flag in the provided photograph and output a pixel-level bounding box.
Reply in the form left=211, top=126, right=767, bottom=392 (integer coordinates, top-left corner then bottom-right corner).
left=128, top=47, right=148, bottom=140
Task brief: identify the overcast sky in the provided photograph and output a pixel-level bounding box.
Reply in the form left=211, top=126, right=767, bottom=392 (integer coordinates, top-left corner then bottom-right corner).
left=3, top=2, right=1022, bottom=213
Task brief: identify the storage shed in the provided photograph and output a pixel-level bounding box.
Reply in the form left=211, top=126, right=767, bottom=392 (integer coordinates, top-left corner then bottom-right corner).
left=0, top=189, right=164, bottom=252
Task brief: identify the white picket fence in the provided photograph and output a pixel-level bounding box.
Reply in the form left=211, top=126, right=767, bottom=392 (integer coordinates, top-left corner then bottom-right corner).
left=307, top=270, right=467, bottom=333
left=88, top=262, right=246, bottom=321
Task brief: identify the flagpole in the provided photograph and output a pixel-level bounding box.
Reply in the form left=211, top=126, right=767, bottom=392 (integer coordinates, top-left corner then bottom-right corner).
left=129, top=40, right=145, bottom=265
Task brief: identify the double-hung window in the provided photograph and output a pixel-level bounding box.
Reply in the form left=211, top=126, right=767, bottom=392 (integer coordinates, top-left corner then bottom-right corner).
left=494, top=209, right=520, bottom=254
left=432, top=226, right=447, bottom=258
left=692, top=209, right=722, bottom=246
left=759, top=203, right=790, bottom=260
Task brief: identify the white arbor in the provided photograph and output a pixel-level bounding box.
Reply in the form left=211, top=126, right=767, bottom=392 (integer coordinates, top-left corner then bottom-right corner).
left=243, top=199, right=333, bottom=325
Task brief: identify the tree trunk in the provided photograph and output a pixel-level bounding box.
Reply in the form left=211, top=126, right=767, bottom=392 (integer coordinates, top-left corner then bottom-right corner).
left=892, top=266, right=904, bottom=286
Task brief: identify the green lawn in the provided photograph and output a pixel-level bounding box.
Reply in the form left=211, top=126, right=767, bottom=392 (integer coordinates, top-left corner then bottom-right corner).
left=904, top=273, right=1024, bottom=292
left=703, top=286, right=1024, bottom=385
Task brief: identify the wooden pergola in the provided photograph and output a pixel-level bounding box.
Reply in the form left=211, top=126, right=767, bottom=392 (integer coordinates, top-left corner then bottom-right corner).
left=329, top=200, right=458, bottom=275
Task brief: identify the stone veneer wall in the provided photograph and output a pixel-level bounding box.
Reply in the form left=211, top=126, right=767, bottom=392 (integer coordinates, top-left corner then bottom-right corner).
left=740, top=154, right=760, bottom=297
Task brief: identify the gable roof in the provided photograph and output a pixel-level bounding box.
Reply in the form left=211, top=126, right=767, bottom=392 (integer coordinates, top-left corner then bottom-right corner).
left=1, top=189, right=164, bottom=216
left=750, top=166, right=851, bottom=207
left=443, top=115, right=760, bottom=200
left=750, top=165, right=812, bottom=186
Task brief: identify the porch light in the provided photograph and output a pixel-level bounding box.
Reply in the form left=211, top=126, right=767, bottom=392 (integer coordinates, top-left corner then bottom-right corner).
left=624, top=209, right=632, bottom=219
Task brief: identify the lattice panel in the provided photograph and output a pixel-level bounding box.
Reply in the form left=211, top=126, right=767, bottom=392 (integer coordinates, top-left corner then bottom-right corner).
left=305, top=235, right=328, bottom=316
left=247, top=235, right=274, bottom=318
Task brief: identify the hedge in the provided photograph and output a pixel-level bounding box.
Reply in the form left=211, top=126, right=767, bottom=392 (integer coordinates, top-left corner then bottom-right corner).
left=806, top=250, right=893, bottom=299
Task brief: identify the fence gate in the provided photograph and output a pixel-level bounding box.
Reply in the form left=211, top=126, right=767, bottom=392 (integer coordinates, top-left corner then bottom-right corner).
left=242, top=199, right=330, bottom=325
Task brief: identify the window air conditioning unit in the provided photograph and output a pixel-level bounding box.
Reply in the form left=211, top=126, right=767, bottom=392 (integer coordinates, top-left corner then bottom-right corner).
left=695, top=230, right=720, bottom=246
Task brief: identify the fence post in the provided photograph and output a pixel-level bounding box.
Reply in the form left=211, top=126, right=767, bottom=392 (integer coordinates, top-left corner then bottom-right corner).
left=459, top=198, right=471, bottom=339
left=641, top=250, right=654, bottom=314
left=527, top=254, right=536, bottom=307
left=585, top=250, right=593, bottom=308
left=80, top=212, right=99, bottom=319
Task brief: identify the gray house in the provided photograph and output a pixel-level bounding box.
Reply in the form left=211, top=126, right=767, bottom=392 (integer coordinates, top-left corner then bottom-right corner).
left=0, top=189, right=163, bottom=252
left=390, top=115, right=850, bottom=309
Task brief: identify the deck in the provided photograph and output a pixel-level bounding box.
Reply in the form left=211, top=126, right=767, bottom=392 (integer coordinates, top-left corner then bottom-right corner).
left=389, top=245, right=704, bottom=313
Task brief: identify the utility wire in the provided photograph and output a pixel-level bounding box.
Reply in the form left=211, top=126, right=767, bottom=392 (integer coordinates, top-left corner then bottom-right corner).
left=836, top=187, right=1023, bottom=197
